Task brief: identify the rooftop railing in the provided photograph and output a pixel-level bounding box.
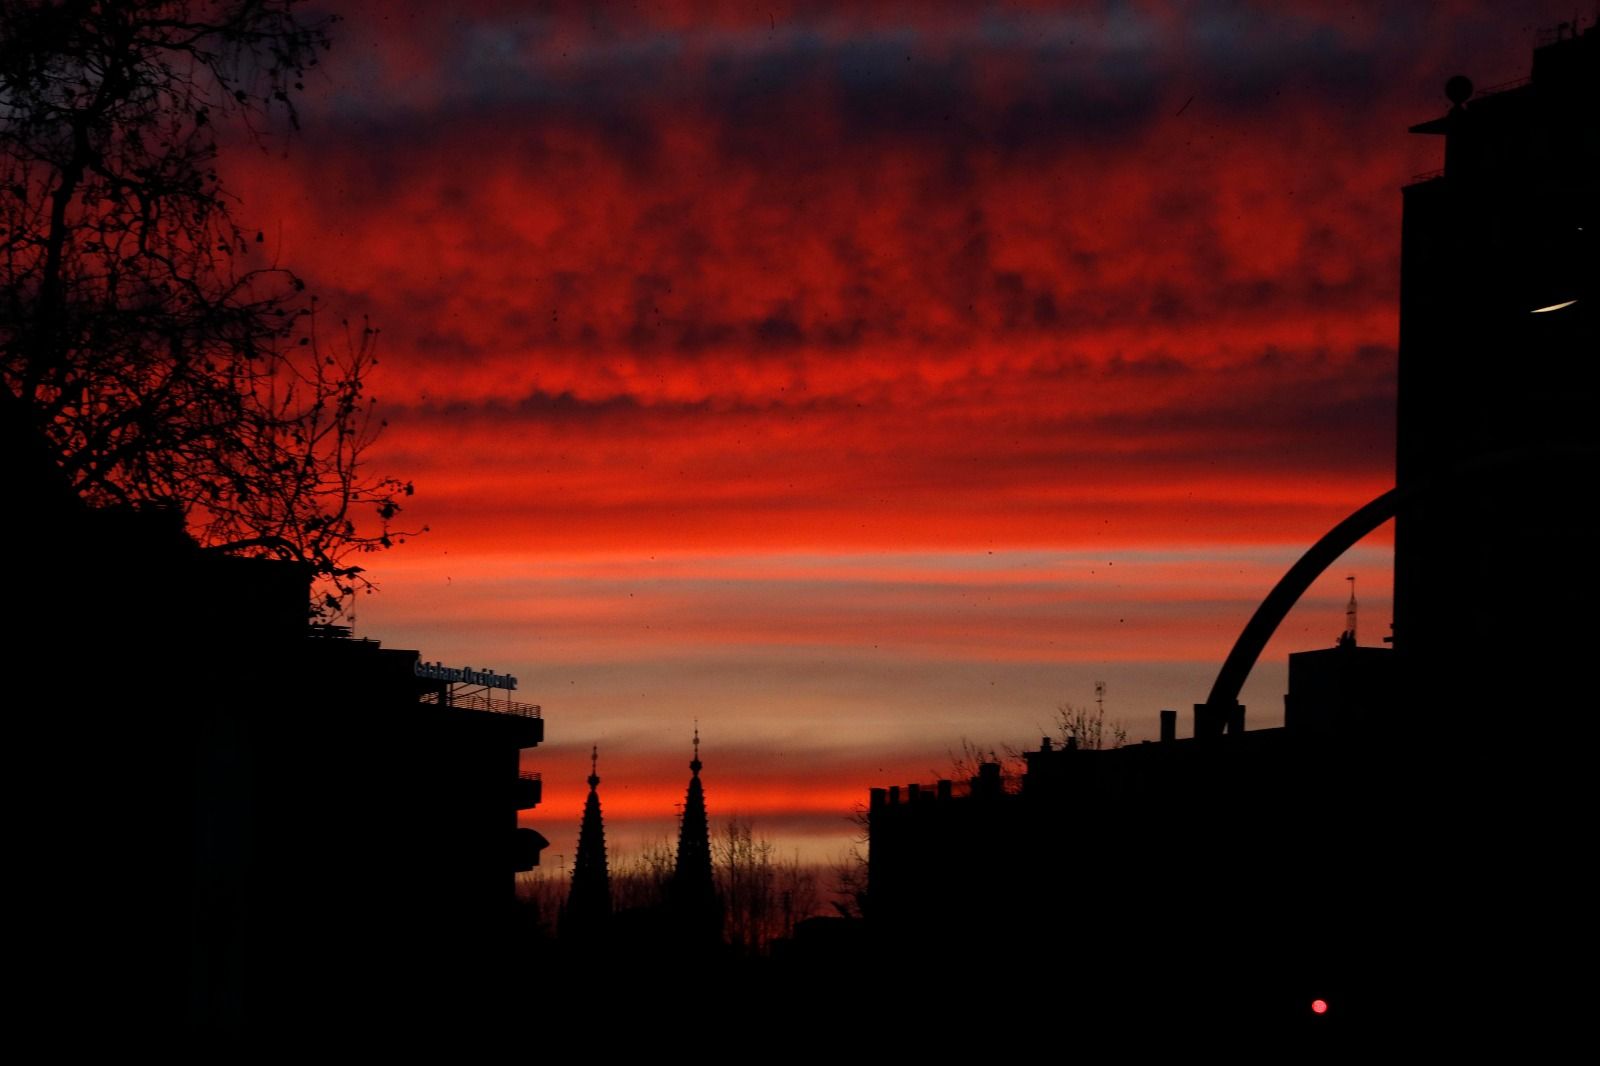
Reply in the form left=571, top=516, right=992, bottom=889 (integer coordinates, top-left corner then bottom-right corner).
left=419, top=690, right=543, bottom=719
left=1476, top=75, right=1532, bottom=95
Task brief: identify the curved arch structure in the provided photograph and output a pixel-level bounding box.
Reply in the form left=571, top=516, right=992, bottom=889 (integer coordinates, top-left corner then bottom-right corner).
left=1200, top=488, right=1401, bottom=722
left=1197, top=444, right=1599, bottom=735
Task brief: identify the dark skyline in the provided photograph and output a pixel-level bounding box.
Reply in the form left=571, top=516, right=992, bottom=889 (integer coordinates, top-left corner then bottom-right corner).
left=5, top=1, right=1593, bottom=1046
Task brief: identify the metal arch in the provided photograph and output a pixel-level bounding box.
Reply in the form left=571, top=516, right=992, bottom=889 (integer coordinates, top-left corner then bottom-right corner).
left=1203, top=488, right=1402, bottom=710
left=1201, top=445, right=1598, bottom=716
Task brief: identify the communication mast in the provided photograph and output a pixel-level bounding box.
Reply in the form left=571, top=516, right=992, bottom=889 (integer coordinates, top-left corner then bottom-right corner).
left=1343, top=575, right=1358, bottom=646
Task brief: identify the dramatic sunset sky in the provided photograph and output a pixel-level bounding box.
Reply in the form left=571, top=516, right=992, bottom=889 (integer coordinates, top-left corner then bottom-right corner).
left=228, top=1, right=1575, bottom=865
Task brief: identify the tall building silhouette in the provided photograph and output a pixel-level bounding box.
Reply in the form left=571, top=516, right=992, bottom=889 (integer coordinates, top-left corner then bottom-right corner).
left=1393, top=23, right=1594, bottom=717
left=1386, top=22, right=1595, bottom=1040
left=668, top=728, right=721, bottom=942
left=8, top=414, right=551, bottom=1036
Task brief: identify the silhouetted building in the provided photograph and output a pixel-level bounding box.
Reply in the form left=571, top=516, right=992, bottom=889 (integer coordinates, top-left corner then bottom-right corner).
left=1394, top=27, right=1595, bottom=703
left=562, top=745, right=612, bottom=939
left=8, top=415, right=550, bottom=1037
left=667, top=729, right=721, bottom=943
left=1283, top=635, right=1396, bottom=735
left=868, top=695, right=1357, bottom=1033
left=1383, top=23, right=1595, bottom=1039
left=280, top=626, right=548, bottom=1020
left=865, top=24, right=1596, bottom=1039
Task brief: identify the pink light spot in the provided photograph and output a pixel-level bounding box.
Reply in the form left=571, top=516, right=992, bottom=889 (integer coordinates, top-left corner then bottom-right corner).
left=1311, top=999, right=1329, bottom=1015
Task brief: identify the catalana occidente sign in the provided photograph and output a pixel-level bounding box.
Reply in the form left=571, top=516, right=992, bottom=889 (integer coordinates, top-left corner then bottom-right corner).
left=413, top=660, right=518, bottom=690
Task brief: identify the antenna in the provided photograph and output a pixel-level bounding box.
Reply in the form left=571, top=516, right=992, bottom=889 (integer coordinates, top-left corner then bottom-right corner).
left=1344, top=575, right=1358, bottom=645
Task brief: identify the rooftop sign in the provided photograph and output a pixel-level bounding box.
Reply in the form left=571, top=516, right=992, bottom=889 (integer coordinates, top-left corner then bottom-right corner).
left=414, top=660, right=518, bottom=691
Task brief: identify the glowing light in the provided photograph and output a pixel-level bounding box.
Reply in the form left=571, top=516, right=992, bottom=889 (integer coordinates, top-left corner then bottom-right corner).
left=1531, top=299, right=1577, bottom=313
left=1311, top=998, right=1329, bottom=1015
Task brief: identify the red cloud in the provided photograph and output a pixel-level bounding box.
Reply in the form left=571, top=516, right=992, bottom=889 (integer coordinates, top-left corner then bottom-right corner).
left=219, top=0, right=1562, bottom=859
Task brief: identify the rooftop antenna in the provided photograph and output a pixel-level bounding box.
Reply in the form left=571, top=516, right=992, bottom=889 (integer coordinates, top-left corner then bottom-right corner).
left=1343, top=575, right=1358, bottom=646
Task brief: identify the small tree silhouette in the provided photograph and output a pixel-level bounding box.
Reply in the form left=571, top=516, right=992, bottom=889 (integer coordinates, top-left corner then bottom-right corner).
left=830, top=839, right=870, bottom=920
left=943, top=735, right=1024, bottom=783
left=712, top=817, right=820, bottom=954
left=1053, top=701, right=1128, bottom=750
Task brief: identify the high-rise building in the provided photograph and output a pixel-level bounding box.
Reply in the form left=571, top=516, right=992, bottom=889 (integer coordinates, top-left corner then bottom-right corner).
left=9, top=425, right=550, bottom=1036
left=1393, top=23, right=1594, bottom=716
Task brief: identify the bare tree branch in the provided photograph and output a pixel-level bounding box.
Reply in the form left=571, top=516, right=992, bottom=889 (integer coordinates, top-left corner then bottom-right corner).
left=2, top=1, right=418, bottom=617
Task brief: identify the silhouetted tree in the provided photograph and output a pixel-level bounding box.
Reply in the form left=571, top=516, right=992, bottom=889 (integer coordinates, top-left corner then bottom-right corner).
left=1, top=1, right=415, bottom=614
left=943, top=736, right=1005, bottom=778
left=612, top=836, right=676, bottom=912
left=1053, top=701, right=1128, bottom=750
left=829, top=840, right=869, bottom=920
left=943, top=735, right=1024, bottom=789
left=713, top=817, right=820, bottom=954
left=513, top=868, right=566, bottom=942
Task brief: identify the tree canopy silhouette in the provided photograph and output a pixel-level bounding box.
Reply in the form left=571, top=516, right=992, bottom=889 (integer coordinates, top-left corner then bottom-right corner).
left=1, top=0, right=415, bottom=614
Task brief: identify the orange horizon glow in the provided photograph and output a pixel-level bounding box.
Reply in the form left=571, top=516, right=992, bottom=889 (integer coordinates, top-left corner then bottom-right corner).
left=226, top=1, right=1560, bottom=862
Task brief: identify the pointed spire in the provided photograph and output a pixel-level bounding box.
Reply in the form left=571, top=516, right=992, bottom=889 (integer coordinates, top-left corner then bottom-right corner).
left=564, top=745, right=611, bottom=938
left=669, top=728, right=719, bottom=942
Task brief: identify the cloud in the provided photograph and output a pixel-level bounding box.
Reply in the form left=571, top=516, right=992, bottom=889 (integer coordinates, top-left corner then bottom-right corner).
left=218, top=0, right=1569, bottom=857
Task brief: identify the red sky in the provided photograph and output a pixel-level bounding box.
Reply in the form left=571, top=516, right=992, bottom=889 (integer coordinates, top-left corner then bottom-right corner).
left=223, top=1, right=1575, bottom=864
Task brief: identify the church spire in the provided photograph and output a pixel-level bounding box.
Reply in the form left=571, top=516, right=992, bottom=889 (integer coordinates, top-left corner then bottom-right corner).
left=563, top=745, right=611, bottom=939
left=669, top=725, right=719, bottom=941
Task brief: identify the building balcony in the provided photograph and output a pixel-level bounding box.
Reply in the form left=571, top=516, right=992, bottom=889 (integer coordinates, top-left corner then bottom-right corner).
left=514, top=771, right=542, bottom=810
left=513, top=827, right=549, bottom=872
left=418, top=690, right=545, bottom=744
